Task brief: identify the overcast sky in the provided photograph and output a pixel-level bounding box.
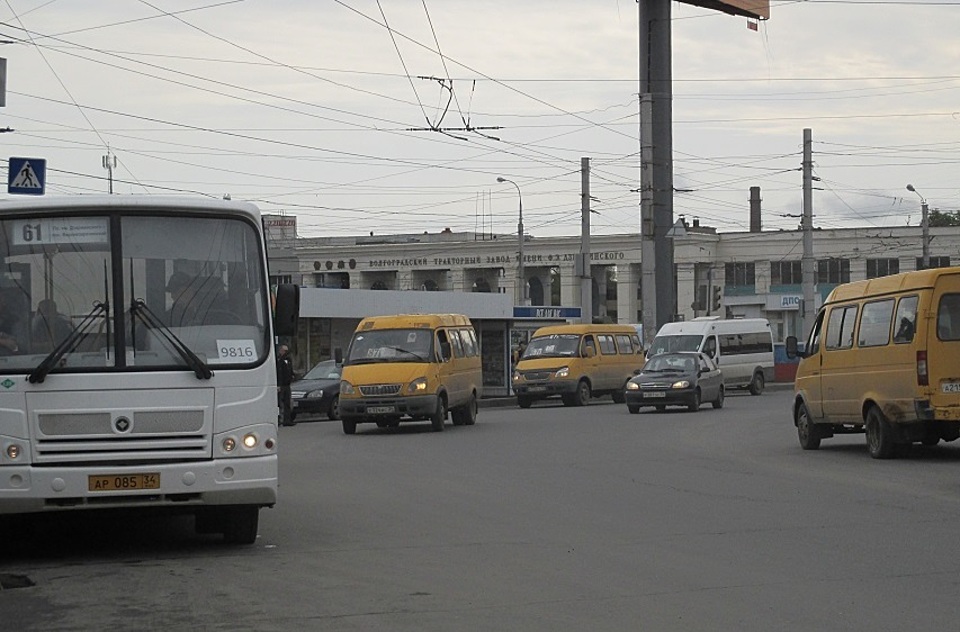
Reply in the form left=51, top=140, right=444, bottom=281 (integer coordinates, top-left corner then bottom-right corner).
left=1, top=0, right=958, bottom=239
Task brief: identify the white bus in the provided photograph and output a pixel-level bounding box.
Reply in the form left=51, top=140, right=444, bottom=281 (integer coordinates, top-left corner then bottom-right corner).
left=648, top=317, right=774, bottom=395
left=0, top=196, right=298, bottom=544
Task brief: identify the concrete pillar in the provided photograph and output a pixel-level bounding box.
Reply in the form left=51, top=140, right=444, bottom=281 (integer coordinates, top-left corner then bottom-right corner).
left=675, top=263, right=696, bottom=321
left=616, top=264, right=640, bottom=325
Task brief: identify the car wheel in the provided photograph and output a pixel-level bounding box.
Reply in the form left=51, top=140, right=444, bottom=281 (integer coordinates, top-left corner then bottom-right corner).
left=687, top=389, right=701, bottom=412
left=796, top=401, right=821, bottom=450
left=865, top=406, right=895, bottom=459
left=574, top=380, right=591, bottom=407
left=341, top=418, right=357, bottom=435
left=328, top=395, right=340, bottom=421
left=612, top=385, right=626, bottom=404
left=430, top=395, right=446, bottom=432
left=712, top=385, right=725, bottom=409
left=518, top=395, right=533, bottom=409
left=627, top=404, right=640, bottom=414
left=748, top=372, right=765, bottom=396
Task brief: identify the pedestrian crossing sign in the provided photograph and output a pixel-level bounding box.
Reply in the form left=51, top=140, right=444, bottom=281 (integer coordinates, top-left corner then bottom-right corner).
left=8, top=157, right=46, bottom=195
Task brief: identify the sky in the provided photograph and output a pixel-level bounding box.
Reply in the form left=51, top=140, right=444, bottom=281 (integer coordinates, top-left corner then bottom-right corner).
left=0, top=0, right=958, bottom=240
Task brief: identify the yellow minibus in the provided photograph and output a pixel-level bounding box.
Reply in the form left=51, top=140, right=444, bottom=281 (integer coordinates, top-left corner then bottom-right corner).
left=512, top=323, right=644, bottom=408
left=338, top=314, right=482, bottom=434
left=786, top=267, right=960, bottom=458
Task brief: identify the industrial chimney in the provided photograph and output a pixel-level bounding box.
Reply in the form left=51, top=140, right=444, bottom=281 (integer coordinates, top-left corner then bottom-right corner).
left=749, top=186, right=762, bottom=233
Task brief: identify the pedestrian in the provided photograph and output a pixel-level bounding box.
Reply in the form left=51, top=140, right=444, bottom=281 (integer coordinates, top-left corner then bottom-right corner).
left=277, top=344, right=295, bottom=426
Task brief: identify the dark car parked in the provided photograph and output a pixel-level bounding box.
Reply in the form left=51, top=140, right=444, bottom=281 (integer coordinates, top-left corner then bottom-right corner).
left=624, top=351, right=724, bottom=413
left=290, top=359, right=341, bottom=421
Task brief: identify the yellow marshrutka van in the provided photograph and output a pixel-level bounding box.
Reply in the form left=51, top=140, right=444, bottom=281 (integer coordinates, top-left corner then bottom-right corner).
left=787, top=267, right=960, bottom=458
left=512, top=323, right=644, bottom=408
left=338, top=314, right=482, bottom=434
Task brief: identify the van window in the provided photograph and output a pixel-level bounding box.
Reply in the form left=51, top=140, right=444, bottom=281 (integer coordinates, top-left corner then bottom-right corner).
left=615, top=334, right=635, bottom=354
left=460, top=327, right=478, bottom=357
left=825, top=305, right=858, bottom=350
left=649, top=334, right=702, bottom=355
left=893, top=296, right=918, bottom=344
left=937, top=294, right=960, bottom=340
left=597, top=334, right=617, bottom=355
left=582, top=335, right=596, bottom=356
left=858, top=299, right=894, bottom=347
left=719, top=334, right=741, bottom=356
left=449, top=329, right=465, bottom=358
left=436, top=329, right=452, bottom=361
left=807, top=310, right=824, bottom=355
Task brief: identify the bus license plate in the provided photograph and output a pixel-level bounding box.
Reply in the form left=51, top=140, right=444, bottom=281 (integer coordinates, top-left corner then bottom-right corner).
left=942, top=382, right=960, bottom=393
left=643, top=392, right=666, bottom=398
left=89, top=473, right=160, bottom=492
left=368, top=406, right=395, bottom=414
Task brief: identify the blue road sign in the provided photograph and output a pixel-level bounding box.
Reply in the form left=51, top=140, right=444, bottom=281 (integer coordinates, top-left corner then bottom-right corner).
left=8, top=157, right=46, bottom=195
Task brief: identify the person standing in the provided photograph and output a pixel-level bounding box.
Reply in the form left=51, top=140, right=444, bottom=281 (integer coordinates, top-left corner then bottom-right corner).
left=276, top=344, right=295, bottom=427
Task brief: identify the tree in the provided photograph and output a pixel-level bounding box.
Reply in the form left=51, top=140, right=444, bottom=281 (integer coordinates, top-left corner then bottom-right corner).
left=928, top=210, right=960, bottom=227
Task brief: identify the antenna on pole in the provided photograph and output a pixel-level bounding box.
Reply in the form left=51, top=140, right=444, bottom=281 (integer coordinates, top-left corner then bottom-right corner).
left=102, top=148, right=117, bottom=194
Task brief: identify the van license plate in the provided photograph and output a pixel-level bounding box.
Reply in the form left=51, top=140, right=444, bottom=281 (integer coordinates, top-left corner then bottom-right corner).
left=89, top=473, right=160, bottom=492
left=368, top=406, right=395, bottom=414
left=643, top=392, right=666, bottom=398
left=941, top=382, right=960, bottom=393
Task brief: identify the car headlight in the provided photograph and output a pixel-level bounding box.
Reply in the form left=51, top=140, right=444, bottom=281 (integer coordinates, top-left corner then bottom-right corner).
left=626, top=382, right=639, bottom=391
left=671, top=380, right=690, bottom=389
left=340, top=381, right=355, bottom=395
left=555, top=366, right=570, bottom=378
left=306, top=390, right=325, bottom=399
left=408, top=377, right=428, bottom=393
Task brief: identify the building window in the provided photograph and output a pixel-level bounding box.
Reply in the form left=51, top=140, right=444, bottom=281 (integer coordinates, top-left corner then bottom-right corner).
left=724, top=262, right=755, bottom=287
left=918, top=256, right=950, bottom=270
left=770, top=260, right=802, bottom=285
left=817, top=258, right=850, bottom=284
left=866, top=258, right=899, bottom=279
left=270, top=274, right=292, bottom=286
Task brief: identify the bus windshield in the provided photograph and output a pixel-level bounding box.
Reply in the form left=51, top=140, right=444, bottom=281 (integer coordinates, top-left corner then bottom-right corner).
left=346, top=329, right=433, bottom=364
left=648, top=334, right=703, bottom=356
left=0, top=212, right=269, bottom=374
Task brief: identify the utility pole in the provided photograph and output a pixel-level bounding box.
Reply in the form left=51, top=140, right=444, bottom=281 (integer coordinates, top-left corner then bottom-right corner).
left=906, top=184, right=930, bottom=269
left=801, top=128, right=815, bottom=340
left=102, top=149, right=117, bottom=194
left=580, top=157, right=593, bottom=324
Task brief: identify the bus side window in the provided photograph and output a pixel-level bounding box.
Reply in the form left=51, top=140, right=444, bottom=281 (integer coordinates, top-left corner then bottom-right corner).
left=703, top=335, right=717, bottom=359
left=893, top=295, right=918, bottom=344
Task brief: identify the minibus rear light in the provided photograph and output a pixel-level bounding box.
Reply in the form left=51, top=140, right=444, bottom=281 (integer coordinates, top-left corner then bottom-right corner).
left=917, top=350, right=928, bottom=386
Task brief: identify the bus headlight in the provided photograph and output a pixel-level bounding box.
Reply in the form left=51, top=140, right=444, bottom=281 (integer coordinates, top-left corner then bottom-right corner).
left=340, top=381, right=355, bottom=395
left=223, top=437, right=237, bottom=452
left=6, top=443, right=22, bottom=460
left=555, top=366, right=570, bottom=378
left=242, top=433, right=258, bottom=449
left=408, top=378, right=428, bottom=393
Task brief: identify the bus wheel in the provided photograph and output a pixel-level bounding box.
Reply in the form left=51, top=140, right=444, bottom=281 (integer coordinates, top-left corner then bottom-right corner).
left=431, top=396, right=446, bottom=431
left=748, top=372, right=765, bottom=395
left=796, top=402, right=821, bottom=450
left=518, top=395, right=533, bottom=409
left=573, top=380, right=591, bottom=406
left=342, top=419, right=357, bottom=435
left=865, top=406, right=895, bottom=459
left=222, top=506, right=260, bottom=545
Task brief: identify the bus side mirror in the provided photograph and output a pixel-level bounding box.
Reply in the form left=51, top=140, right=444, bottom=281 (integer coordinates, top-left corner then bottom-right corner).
left=274, top=284, right=299, bottom=337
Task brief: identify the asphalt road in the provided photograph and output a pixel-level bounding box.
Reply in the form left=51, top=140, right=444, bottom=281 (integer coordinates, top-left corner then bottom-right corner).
left=4, top=389, right=960, bottom=631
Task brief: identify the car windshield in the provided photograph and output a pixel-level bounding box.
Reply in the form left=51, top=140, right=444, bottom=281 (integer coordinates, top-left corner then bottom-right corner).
left=648, top=334, right=702, bottom=356
left=302, top=360, right=340, bottom=380
left=523, top=334, right=580, bottom=358
left=644, top=354, right=696, bottom=373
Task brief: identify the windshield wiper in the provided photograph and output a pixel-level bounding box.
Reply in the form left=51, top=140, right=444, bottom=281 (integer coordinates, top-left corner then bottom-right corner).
left=130, top=299, right=212, bottom=380
left=28, top=301, right=107, bottom=384
left=385, top=346, right=427, bottom=362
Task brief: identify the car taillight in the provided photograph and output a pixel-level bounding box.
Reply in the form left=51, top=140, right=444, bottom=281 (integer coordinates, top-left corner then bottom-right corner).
left=917, top=350, right=928, bottom=386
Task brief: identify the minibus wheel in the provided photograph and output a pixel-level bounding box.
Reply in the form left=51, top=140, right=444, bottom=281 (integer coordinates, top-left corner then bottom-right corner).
left=748, top=372, right=765, bottom=395
left=865, top=406, right=895, bottom=459
left=518, top=395, right=533, bottom=409
left=431, top=396, right=447, bottom=431
left=796, top=402, right=821, bottom=450
left=342, top=418, right=357, bottom=435
left=573, top=380, right=591, bottom=406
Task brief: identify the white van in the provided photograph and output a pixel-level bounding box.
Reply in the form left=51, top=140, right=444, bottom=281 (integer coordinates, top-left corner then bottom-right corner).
left=648, top=317, right=774, bottom=395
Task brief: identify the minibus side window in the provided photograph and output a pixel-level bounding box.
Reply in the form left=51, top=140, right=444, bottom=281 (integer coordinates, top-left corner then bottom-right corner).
left=615, top=334, right=634, bottom=354
left=825, top=305, right=858, bottom=350
left=597, top=334, right=617, bottom=355
left=719, top=334, right=741, bottom=356
left=449, top=329, right=465, bottom=358
left=460, top=328, right=478, bottom=357
left=582, top=335, right=596, bottom=357
left=893, top=295, right=918, bottom=344
left=806, top=311, right=824, bottom=355
left=937, top=294, right=960, bottom=340
left=858, top=299, right=894, bottom=347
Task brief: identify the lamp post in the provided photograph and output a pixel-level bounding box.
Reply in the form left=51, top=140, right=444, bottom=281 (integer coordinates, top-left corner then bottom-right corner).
left=497, top=177, right=526, bottom=304
left=906, top=184, right=930, bottom=269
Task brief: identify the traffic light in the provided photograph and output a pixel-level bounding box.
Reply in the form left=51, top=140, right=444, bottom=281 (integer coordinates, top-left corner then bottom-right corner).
left=712, top=285, right=722, bottom=312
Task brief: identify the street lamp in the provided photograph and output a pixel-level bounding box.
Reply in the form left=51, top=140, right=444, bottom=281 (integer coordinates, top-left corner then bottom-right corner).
left=906, top=184, right=930, bottom=269
left=497, top=177, right=526, bottom=304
